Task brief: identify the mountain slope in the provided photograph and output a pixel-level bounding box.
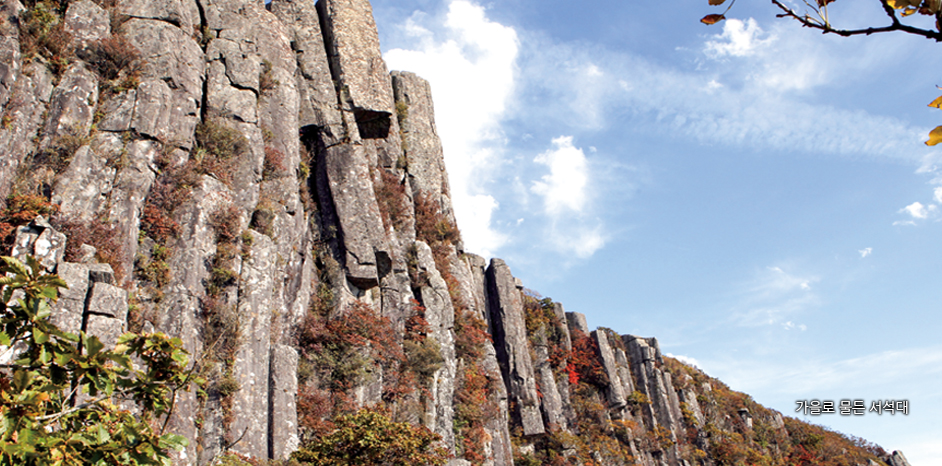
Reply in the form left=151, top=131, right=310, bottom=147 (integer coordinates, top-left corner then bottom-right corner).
left=0, top=0, right=912, bottom=464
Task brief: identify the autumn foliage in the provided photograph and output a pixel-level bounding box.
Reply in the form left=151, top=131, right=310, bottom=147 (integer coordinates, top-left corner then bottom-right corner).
left=0, top=195, right=58, bottom=253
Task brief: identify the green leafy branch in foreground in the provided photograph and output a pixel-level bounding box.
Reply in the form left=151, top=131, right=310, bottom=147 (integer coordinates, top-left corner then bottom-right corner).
left=0, top=255, right=194, bottom=465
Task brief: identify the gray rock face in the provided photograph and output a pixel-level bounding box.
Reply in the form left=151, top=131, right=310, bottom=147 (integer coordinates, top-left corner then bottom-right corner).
left=317, top=0, right=393, bottom=116
left=624, top=335, right=682, bottom=462
left=486, top=259, right=544, bottom=436
left=0, top=60, right=53, bottom=202
left=413, top=241, right=456, bottom=450
left=391, top=71, right=456, bottom=224
left=52, top=144, right=116, bottom=222
left=11, top=217, right=66, bottom=272
left=118, top=0, right=196, bottom=32
left=13, top=224, right=127, bottom=354
left=230, top=231, right=276, bottom=458
left=887, top=451, right=912, bottom=466
left=87, top=282, right=129, bottom=320
left=64, top=0, right=110, bottom=46
left=533, top=328, right=567, bottom=431
left=270, top=344, right=300, bottom=459
left=566, top=311, right=589, bottom=335
left=0, top=0, right=18, bottom=111
left=41, top=63, right=98, bottom=144
left=593, top=330, right=627, bottom=409
left=106, top=139, right=159, bottom=277
left=122, top=18, right=202, bottom=148
left=270, top=0, right=344, bottom=141
left=323, top=143, right=390, bottom=286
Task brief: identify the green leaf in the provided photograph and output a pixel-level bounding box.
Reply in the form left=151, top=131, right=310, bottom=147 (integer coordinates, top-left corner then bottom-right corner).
left=0, top=331, right=10, bottom=346
left=1, top=257, right=30, bottom=279
left=33, top=327, right=48, bottom=344
left=85, top=335, right=105, bottom=357
left=158, top=433, right=189, bottom=451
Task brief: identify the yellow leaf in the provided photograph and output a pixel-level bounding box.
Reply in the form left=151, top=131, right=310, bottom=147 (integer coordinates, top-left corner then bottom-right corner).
left=701, top=14, right=726, bottom=25
left=925, top=126, right=942, bottom=146
left=708, top=0, right=726, bottom=5
left=928, top=96, right=942, bottom=108
left=901, top=7, right=917, bottom=16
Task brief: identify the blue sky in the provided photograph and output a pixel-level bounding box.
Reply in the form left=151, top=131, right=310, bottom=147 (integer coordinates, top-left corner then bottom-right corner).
left=371, top=1, right=942, bottom=463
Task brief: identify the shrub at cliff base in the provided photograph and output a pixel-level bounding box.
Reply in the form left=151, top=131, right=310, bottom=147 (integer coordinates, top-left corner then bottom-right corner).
left=291, top=408, right=448, bottom=466
left=0, top=256, right=192, bottom=465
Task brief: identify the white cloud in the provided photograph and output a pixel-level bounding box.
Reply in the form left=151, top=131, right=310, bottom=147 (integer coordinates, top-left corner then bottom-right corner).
left=782, top=321, right=807, bottom=331
left=384, top=0, right=518, bottom=257
left=531, top=136, right=589, bottom=216
left=559, top=225, right=606, bottom=258
left=664, top=353, right=703, bottom=370
left=704, top=18, right=773, bottom=58
left=935, top=186, right=942, bottom=204
left=858, top=247, right=872, bottom=258
left=529, top=136, right=607, bottom=258
left=731, top=266, right=818, bottom=328
left=900, top=201, right=937, bottom=220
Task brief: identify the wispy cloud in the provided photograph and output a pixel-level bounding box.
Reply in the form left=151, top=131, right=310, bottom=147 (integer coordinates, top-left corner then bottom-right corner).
left=729, top=266, right=818, bottom=329
left=384, top=0, right=518, bottom=257
left=715, top=345, right=942, bottom=395
left=858, top=247, right=872, bottom=258
left=514, top=19, right=933, bottom=162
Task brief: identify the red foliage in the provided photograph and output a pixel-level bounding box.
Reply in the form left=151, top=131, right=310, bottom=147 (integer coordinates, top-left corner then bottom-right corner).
left=454, top=309, right=490, bottom=361
left=208, top=204, right=241, bottom=243
left=263, top=146, right=287, bottom=180
left=374, top=170, right=409, bottom=231
left=404, top=299, right=430, bottom=342
left=0, top=194, right=58, bottom=252
left=413, top=190, right=460, bottom=272
left=140, top=204, right=179, bottom=245
left=455, top=364, right=497, bottom=465
left=297, top=382, right=337, bottom=439
left=80, top=35, right=142, bottom=81
left=567, top=329, right=608, bottom=389
left=54, top=218, right=126, bottom=283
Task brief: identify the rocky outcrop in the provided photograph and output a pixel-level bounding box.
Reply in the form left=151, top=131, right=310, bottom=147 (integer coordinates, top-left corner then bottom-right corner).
left=414, top=241, right=457, bottom=449
left=487, top=259, right=544, bottom=436
left=0, top=0, right=905, bottom=465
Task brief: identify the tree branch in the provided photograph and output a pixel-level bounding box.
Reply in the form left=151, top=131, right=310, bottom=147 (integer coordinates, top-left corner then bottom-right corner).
left=37, top=396, right=107, bottom=424
left=771, top=0, right=942, bottom=41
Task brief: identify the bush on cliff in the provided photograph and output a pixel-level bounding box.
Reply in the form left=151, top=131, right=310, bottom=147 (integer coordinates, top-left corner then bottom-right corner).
left=0, top=256, right=192, bottom=465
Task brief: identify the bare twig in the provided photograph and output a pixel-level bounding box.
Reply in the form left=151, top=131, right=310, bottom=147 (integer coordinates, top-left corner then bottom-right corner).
left=771, top=0, right=942, bottom=41
left=37, top=396, right=107, bottom=424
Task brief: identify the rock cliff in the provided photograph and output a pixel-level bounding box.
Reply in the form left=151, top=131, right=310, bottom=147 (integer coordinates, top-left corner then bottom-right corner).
left=0, top=0, right=907, bottom=465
